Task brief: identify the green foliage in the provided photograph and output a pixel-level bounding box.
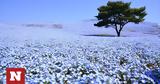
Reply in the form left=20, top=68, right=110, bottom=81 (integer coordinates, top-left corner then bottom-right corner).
left=94, top=1, right=147, bottom=37
left=43, top=81, right=51, bottom=84
left=119, top=57, right=128, bottom=65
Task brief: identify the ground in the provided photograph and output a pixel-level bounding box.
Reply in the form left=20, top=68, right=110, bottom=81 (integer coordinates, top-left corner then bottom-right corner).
left=0, top=22, right=160, bottom=83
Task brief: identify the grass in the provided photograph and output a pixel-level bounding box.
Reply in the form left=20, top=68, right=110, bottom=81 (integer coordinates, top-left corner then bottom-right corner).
left=84, top=34, right=116, bottom=37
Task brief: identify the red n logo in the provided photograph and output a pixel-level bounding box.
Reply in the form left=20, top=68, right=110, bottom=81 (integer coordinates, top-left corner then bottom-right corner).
left=6, top=68, right=25, bottom=84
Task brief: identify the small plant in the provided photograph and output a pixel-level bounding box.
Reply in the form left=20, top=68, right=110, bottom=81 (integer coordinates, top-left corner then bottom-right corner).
left=43, top=81, right=51, bottom=84
left=119, top=57, right=128, bottom=65
left=146, top=63, right=155, bottom=69
left=116, top=70, right=132, bottom=84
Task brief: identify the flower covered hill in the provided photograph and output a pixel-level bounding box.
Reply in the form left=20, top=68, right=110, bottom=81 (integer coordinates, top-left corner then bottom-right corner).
left=0, top=22, right=160, bottom=83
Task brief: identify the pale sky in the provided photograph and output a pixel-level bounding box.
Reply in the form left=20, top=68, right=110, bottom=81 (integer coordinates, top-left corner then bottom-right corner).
left=0, top=0, right=159, bottom=23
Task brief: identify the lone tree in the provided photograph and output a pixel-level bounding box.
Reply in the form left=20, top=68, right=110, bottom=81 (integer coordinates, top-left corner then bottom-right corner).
left=94, top=1, right=147, bottom=37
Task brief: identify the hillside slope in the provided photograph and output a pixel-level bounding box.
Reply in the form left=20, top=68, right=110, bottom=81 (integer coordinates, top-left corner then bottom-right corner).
left=0, top=22, right=160, bottom=83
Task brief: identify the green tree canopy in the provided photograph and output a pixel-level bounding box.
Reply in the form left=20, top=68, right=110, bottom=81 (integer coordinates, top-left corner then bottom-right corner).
left=94, top=1, right=147, bottom=37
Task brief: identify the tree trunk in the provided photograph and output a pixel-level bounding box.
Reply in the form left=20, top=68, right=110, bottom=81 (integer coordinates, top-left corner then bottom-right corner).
left=117, top=32, right=120, bottom=37
left=115, top=25, right=123, bottom=37
left=115, top=25, right=119, bottom=37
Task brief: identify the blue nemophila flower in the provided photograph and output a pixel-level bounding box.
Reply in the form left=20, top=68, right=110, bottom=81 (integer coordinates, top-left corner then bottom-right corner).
left=145, top=68, right=160, bottom=84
